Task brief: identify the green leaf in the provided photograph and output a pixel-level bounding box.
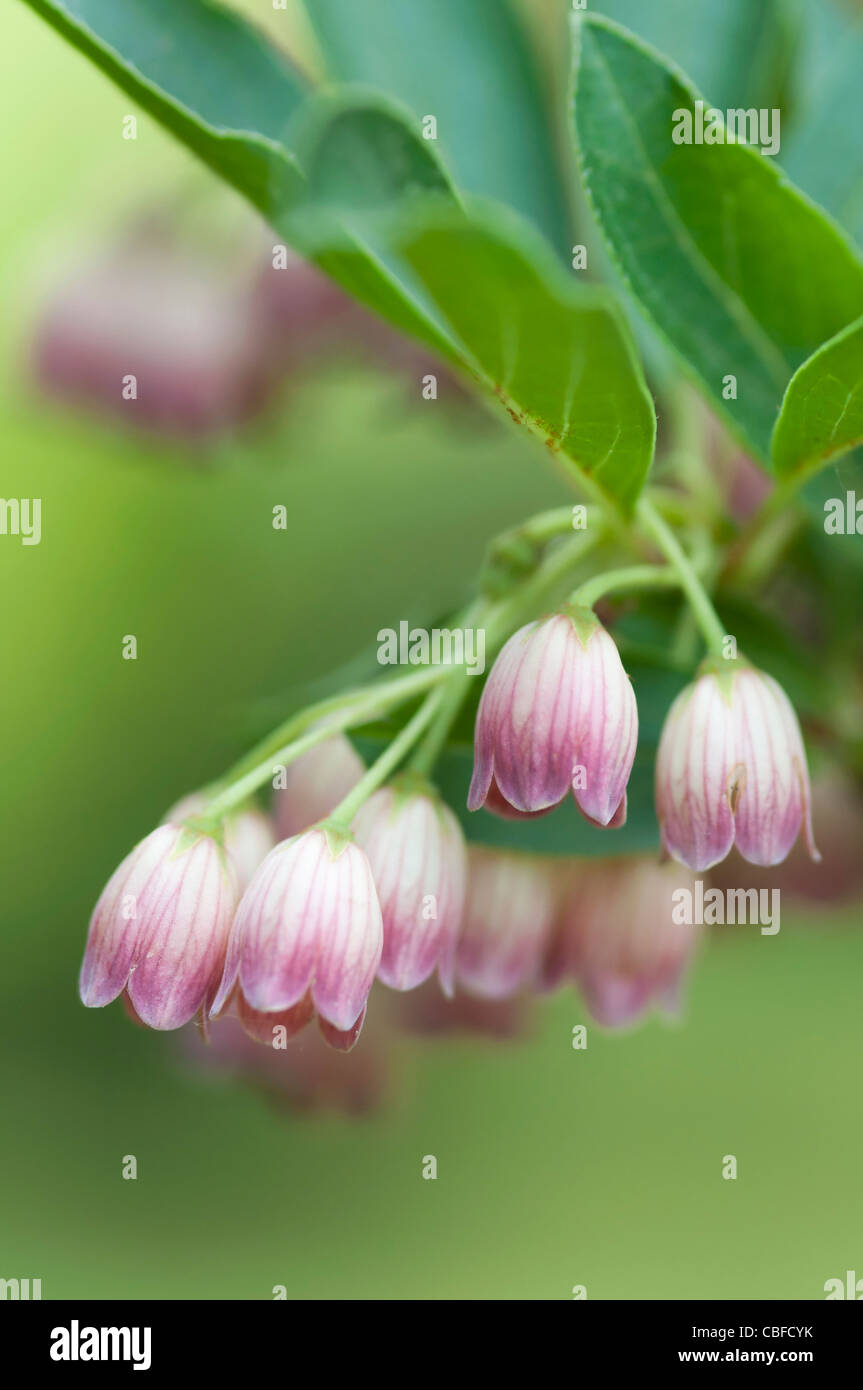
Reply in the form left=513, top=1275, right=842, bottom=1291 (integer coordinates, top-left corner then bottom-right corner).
left=24, top=0, right=655, bottom=509
left=399, top=205, right=656, bottom=513
left=301, top=198, right=657, bottom=514
left=772, top=317, right=863, bottom=481
left=292, top=94, right=454, bottom=212
left=18, top=2, right=462, bottom=365
left=290, top=106, right=655, bottom=513
left=22, top=0, right=309, bottom=216
left=284, top=93, right=466, bottom=362
left=572, top=13, right=863, bottom=463
left=300, top=0, right=572, bottom=255
left=593, top=0, right=799, bottom=112
left=781, top=0, right=863, bottom=251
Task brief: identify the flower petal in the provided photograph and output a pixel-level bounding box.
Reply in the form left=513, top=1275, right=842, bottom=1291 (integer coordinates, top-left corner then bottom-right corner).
left=571, top=627, right=638, bottom=826
left=655, top=676, right=737, bottom=870
left=127, top=835, right=238, bottom=1030
left=79, top=825, right=178, bottom=1008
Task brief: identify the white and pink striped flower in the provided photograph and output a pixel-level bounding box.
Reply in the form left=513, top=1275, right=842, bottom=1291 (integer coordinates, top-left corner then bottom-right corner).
left=468, top=611, right=637, bottom=827
left=655, top=666, right=820, bottom=871
left=273, top=733, right=365, bottom=840
left=211, top=826, right=383, bottom=1051
left=546, top=858, right=700, bottom=1028
left=352, top=777, right=467, bottom=994
left=79, top=824, right=238, bottom=1030
left=455, top=847, right=561, bottom=999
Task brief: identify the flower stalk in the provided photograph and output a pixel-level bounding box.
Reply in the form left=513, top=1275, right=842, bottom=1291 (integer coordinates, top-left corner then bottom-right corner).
left=636, top=496, right=727, bottom=655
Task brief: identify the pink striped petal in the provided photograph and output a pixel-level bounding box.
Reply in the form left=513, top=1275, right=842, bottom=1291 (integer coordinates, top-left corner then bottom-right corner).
left=274, top=734, right=364, bottom=839
left=354, top=783, right=467, bottom=995
left=655, top=676, right=737, bottom=871
left=579, top=973, right=655, bottom=1028
left=126, top=832, right=238, bottom=1030
left=226, top=828, right=383, bottom=1034
left=456, top=848, right=559, bottom=999
left=469, top=614, right=637, bottom=825
left=732, top=671, right=819, bottom=866
left=311, top=838, right=384, bottom=1030
left=481, top=776, right=561, bottom=821
left=232, top=835, right=327, bottom=1015
left=563, top=858, right=699, bottom=1028
left=469, top=618, right=582, bottom=813
left=572, top=625, right=638, bottom=826
left=318, top=1007, right=366, bottom=1052
left=237, top=990, right=314, bottom=1046
left=80, top=825, right=187, bottom=1009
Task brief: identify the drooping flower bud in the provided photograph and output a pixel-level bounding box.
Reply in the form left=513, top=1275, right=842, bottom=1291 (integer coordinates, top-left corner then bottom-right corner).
left=655, top=665, right=820, bottom=871
left=79, top=824, right=238, bottom=1030
left=468, top=610, right=637, bottom=827
left=211, top=825, right=383, bottom=1049
left=352, top=776, right=467, bottom=994
left=165, top=794, right=276, bottom=891
left=273, top=733, right=365, bottom=840
left=455, top=847, right=561, bottom=999
left=546, top=858, right=700, bottom=1028
left=32, top=229, right=274, bottom=437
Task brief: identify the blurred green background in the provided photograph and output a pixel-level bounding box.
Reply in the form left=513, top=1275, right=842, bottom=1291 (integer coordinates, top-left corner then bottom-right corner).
left=1, top=2, right=862, bottom=1301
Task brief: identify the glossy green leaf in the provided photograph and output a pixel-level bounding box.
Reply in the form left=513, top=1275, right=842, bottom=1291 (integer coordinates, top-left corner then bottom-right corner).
left=300, top=0, right=572, bottom=255
left=22, top=0, right=309, bottom=215
left=772, top=317, right=863, bottom=480
left=398, top=205, right=656, bottom=512
left=284, top=94, right=465, bottom=361
left=572, top=13, right=863, bottom=463
left=302, top=199, right=657, bottom=513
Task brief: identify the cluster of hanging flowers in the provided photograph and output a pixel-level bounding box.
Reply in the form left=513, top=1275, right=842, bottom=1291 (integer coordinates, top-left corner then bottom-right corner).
left=79, top=602, right=819, bottom=1054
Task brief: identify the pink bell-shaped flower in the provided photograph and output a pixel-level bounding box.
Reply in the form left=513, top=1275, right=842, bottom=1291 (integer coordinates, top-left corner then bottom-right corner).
left=655, top=665, right=820, bottom=871
left=352, top=776, right=467, bottom=994
left=455, top=847, right=561, bottom=999
left=273, top=733, right=365, bottom=840
left=211, top=825, right=383, bottom=1050
left=468, top=610, right=637, bottom=827
left=545, top=858, right=701, bottom=1028
left=79, top=824, right=238, bottom=1030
